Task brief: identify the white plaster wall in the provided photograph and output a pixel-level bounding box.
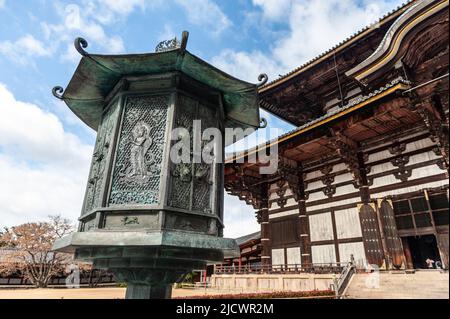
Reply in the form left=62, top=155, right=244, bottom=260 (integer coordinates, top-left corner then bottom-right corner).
left=405, top=138, right=435, bottom=152
left=335, top=184, right=358, bottom=196
left=286, top=247, right=301, bottom=265
left=409, top=151, right=441, bottom=164
left=369, top=161, right=396, bottom=175
left=371, top=180, right=449, bottom=198
left=307, top=191, right=328, bottom=202
left=334, top=207, right=362, bottom=239
left=307, top=197, right=360, bottom=212
left=269, top=192, right=278, bottom=200
left=269, top=209, right=298, bottom=219
left=272, top=248, right=285, bottom=266
left=367, top=138, right=435, bottom=163
left=371, top=173, right=399, bottom=188
left=311, top=244, right=336, bottom=264
left=372, top=164, right=445, bottom=188
left=305, top=170, right=323, bottom=181
left=334, top=172, right=353, bottom=184
left=306, top=180, right=324, bottom=191
left=410, top=164, right=445, bottom=179
left=332, top=163, right=347, bottom=172
left=269, top=187, right=294, bottom=200
left=309, top=212, right=333, bottom=242
left=270, top=197, right=298, bottom=210
left=338, top=242, right=366, bottom=266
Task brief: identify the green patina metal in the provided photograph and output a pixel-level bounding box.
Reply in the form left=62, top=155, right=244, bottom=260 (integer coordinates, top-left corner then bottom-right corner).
left=51, top=32, right=261, bottom=299
left=55, top=34, right=262, bottom=142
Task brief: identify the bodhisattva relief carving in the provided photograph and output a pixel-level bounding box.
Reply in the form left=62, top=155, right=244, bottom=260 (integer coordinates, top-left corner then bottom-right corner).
left=109, top=96, right=168, bottom=206
left=127, top=121, right=154, bottom=182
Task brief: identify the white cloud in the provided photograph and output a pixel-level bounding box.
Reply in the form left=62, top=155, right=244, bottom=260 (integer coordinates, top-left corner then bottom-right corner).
left=0, top=0, right=5, bottom=9
left=252, top=0, right=292, bottom=21
left=97, top=0, right=146, bottom=16
left=0, top=83, right=93, bottom=227
left=174, top=0, right=232, bottom=36
left=223, top=193, right=259, bottom=238
left=0, top=34, right=51, bottom=65
left=212, top=0, right=404, bottom=84
left=211, top=49, right=280, bottom=83
left=272, top=0, right=404, bottom=70
left=41, top=3, right=125, bottom=63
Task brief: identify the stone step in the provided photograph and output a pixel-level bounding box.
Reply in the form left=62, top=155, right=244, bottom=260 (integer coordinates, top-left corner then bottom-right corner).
left=344, top=271, right=449, bottom=299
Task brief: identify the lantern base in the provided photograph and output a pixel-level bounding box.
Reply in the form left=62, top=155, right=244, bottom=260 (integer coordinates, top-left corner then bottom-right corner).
left=110, top=267, right=185, bottom=299
left=53, top=230, right=239, bottom=299
left=125, top=283, right=172, bottom=299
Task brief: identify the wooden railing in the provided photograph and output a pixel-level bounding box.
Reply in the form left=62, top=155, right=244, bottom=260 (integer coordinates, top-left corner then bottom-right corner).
left=214, top=263, right=346, bottom=275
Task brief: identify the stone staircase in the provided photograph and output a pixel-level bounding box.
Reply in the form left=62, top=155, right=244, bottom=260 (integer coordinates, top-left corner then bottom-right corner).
left=343, top=270, right=449, bottom=299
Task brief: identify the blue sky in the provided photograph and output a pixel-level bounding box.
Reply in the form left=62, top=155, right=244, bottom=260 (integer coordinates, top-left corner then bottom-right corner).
left=0, top=0, right=404, bottom=237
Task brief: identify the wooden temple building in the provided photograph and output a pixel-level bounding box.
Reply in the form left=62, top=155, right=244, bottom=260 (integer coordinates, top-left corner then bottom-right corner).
left=221, top=232, right=262, bottom=268
left=225, top=0, right=449, bottom=270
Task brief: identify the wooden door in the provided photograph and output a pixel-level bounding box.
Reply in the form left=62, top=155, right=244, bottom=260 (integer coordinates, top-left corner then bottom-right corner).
left=359, top=203, right=385, bottom=267
left=378, top=198, right=404, bottom=269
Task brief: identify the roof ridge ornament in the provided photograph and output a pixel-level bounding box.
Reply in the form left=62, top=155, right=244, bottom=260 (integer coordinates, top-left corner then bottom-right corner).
left=155, top=30, right=189, bottom=53
left=74, top=37, right=89, bottom=56
left=155, top=37, right=180, bottom=53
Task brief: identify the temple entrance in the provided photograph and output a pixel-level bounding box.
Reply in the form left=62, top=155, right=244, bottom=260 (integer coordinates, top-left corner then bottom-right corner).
left=406, top=235, right=441, bottom=269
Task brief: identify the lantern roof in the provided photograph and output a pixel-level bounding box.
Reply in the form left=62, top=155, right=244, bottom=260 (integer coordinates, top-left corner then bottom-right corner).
left=53, top=31, right=265, bottom=135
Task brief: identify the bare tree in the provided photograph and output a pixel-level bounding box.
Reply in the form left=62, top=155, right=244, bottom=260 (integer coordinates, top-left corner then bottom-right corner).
left=0, top=215, right=74, bottom=288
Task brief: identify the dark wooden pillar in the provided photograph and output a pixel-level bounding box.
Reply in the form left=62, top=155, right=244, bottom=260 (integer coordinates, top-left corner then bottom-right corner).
left=278, top=156, right=312, bottom=265
left=258, top=207, right=271, bottom=266
left=297, top=167, right=312, bottom=265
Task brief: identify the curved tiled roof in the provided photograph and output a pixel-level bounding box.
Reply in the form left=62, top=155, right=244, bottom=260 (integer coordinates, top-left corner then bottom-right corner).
left=235, top=231, right=261, bottom=246
left=259, top=0, right=416, bottom=92
left=226, top=77, right=411, bottom=162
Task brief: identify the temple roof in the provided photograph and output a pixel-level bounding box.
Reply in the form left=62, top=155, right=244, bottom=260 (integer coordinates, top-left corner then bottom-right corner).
left=53, top=32, right=264, bottom=138
left=226, top=77, right=411, bottom=162
left=259, top=0, right=416, bottom=92
left=235, top=231, right=261, bottom=246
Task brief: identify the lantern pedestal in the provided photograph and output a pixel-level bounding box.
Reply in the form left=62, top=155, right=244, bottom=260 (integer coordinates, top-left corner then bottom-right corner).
left=125, top=283, right=172, bottom=299
left=53, top=230, right=237, bottom=298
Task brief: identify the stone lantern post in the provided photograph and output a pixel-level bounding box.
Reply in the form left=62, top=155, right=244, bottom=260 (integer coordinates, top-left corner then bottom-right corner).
left=52, top=31, right=266, bottom=299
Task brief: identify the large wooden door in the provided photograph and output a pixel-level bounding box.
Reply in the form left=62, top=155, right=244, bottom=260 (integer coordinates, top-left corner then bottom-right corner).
left=436, top=232, right=449, bottom=269
left=359, top=203, right=384, bottom=267
left=378, top=199, right=404, bottom=269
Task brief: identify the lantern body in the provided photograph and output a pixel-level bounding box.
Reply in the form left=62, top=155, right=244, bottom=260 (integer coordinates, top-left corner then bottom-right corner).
left=54, top=73, right=237, bottom=299
left=79, top=73, right=224, bottom=237
left=53, top=34, right=263, bottom=298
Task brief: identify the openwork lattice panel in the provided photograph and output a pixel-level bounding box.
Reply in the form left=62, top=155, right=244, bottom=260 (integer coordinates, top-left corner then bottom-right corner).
left=83, top=102, right=119, bottom=213
left=168, top=95, right=196, bottom=209
left=109, top=95, right=169, bottom=206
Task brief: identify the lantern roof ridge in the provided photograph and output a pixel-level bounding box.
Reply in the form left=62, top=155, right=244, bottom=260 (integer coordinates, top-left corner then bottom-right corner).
left=53, top=31, right=265, bottom=133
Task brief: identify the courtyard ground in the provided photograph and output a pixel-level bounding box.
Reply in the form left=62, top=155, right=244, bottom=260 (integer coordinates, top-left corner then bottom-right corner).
left=0, top=287, right=226, bottom=299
